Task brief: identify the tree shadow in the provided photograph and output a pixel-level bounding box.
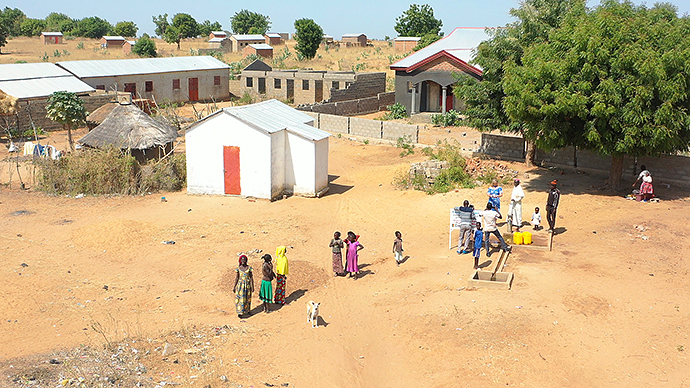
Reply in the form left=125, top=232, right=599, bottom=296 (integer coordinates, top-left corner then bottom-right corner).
left=285, top=289, right=307, bottom=304
left=323, top=175, right=353, bottom=196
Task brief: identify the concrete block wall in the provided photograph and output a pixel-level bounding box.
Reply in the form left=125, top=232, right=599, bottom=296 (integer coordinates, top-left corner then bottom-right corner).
left=297, top=91, right=397, bottom=116
left=334, top=100, right=359, bottom=116
left=378, top=92, right=396, bottom=109
left=14, top=93, right=114, bottom=133
left=329, top=73, right=386, bottom=103
left=309, top=113, right=419, bottom=143
left=319, top=114, right=349, bottom=134
left=480, top=133, right=525, bottom=161
left=382, top=122, right=419, bottom=143
left=349, top=117, right=382, bottom=138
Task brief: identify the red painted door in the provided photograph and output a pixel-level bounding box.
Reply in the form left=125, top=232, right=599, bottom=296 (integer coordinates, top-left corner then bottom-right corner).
left=439, top=90, right=454, bottom=112
left=189, top=78, right=199, bottom=101
left=223, top=146, right=241, bottom=195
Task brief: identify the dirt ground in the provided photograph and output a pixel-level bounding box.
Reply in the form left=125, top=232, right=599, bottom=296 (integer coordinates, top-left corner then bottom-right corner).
left=1, top=127, right=689, bottom=387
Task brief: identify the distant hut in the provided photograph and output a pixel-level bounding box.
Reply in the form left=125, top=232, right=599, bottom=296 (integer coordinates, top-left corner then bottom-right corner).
left=78, top=99, right=178, bottom=161
left=41, top=32, right=63, bottom=44
left=86, top=100, right=118, bottom=129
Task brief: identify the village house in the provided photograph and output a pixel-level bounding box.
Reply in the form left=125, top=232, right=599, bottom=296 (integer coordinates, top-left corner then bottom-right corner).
left=237, top=60, right=386, bottom=105
left=322, top=35, right=334, bottom=44
left=185, top=99, right=330, bottom=199
left=209, top=31, right=227, bottom=40
left=394, top=37, right=421, bottom=52
left=341, top=33, right=367, bottom=47
left=100, top=36, right=126, bottom=48
left=265, top=33, right=282, bottom=45
left=57, top=56, right=230, bottom=103
left=40, top=32, right=63, bottom=44
left=208, top=37, right=226, bottom=49
left=243, top=43, right=273, bottom=59
left=229, top=34, right=266, bottom=53
left=390, top=27, right=492, bottom=114
left=123, top=40, right=136, bottom=54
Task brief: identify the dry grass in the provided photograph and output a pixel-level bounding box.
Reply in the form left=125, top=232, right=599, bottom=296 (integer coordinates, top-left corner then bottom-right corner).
left=1, top=37, right=407, bottom=84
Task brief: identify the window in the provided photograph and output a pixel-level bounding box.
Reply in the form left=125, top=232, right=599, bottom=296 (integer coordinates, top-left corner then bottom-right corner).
left=274, top=78, right=281, bottom=89
left=95, top=85, right=105, bottom=90
left=332, top=81, right=339, bottom=90
left=214, top=76, right=221, bottom=86
left=302, top=80, right=309, bottom=90
left=246, top=77, right=253, bottom=87
left=172, top=79, right=180, bottom=90
left=345, top=82, right=352, bottom=88
left=145, top=81, right=153, bottom=92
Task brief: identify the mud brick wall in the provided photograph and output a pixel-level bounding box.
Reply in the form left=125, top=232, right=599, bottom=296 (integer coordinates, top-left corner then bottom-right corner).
left=13, top=93, right=114, bottom=133
left=480, top=133, right=525, bottom=161
left=309, top=113, right=419, bottom=143
left=329, top=73, right=386, bottom=102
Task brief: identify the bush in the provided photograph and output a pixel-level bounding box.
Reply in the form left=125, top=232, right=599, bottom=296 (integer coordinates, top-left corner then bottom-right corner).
left=396, top=135, right=415, bottom=157
left=381, top=102, right=407, bottom=120
left=431, top=110, right=461, bottom=127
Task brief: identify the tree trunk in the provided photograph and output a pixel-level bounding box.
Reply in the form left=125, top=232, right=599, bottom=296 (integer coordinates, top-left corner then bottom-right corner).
left=525, top=139, right=536, bottom=167
left=177, top=41, right=180, bottom=50
left=607, top=155, right=624, bottom=190
left=66, top=124, right=75, bottom=152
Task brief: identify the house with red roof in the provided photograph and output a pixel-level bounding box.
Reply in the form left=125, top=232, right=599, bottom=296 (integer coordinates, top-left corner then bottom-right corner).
left=389, top=27, right=494, bottom=115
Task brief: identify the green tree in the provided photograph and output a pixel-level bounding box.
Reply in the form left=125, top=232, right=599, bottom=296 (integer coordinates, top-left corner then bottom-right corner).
left=46, top=91, right=87, bottom=152
left=230, top=10, right=270, bottom=35
left=454, top=0, right=579, bottom=166
left=172, top=13, right=198, bottom=38
left=114, top=21, right=138, bottom=37
left=198, top=20, right=223, bottom=37
left=413, top=33, right=441, bottom=51
left=394, top=4, right=443, bottom=37
left=152, top=14, right=169, bottom=37
left=45, top=12, right=76, bottom=34
left=20, top=18, right=46, bottom=36
left=132, top=33, right=157, bottom=57
left=293, top=18, right=323, bottom=60
left=0, top=23, right=7, bottom=54
left=0, top=7, right=26, bottom=36
left=73, top=16, right=113, bottom=38
left=503, top=0, right=690, bottom=189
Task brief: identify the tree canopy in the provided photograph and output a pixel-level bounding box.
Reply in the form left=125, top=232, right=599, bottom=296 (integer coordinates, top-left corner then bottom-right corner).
left=20, top=18, right=45, bottom=36
left=394, top=4, right=443, bottom=37
left=46, top=91, right=87, bottom=152
left=0, top=7, right=26, bottom=36
left=197, top=20, right=223, bottom=37
left=152, top=14, right=169, bottom=37
left=503, top=0, right=690, bottom=187
left=45, top=12, right=76, bottom=34
left=73, top=16, right=113, bottom=38
left=230, top=10, right=271, bottom=35
left=132, top=33, right=157, bottom=57
left=114, top=21, right=138, bottom=37
left=0, top=19, right=8, bottom=54
left=293, top=18, right=323, bottom=60
left=162, top=13, right=199, bottom=49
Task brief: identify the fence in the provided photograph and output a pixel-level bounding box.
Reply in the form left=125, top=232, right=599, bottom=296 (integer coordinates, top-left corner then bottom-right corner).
left=305, top=112, right=419, bottom=143
left=297, top=92, right=395, bottom=116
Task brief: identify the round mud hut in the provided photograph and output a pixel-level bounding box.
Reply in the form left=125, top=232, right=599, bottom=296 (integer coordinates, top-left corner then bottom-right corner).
left=78, top=100, right=178, bottom=162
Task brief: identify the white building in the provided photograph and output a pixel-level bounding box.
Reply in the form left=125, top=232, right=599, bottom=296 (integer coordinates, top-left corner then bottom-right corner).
left=185, top=99, right=330, bottom=200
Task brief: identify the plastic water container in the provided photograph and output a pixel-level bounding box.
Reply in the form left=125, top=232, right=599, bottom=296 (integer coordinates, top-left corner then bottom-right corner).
left=513, top=232, right=523, bottom=245
left=522, top=231, right=532, bottom=245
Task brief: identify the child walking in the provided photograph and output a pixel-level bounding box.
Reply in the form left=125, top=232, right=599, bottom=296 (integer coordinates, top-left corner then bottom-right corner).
left=392, top=231, right=404, bottom=266
left=531, top=207, right=542, bottom=230
left=473, top=225, right=483, bottom=270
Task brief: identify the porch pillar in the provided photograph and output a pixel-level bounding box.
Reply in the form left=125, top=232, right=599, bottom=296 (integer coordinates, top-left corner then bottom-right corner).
left=442, top=86, right=447, bottom=113
left=410, top=83, right=416, bottom=115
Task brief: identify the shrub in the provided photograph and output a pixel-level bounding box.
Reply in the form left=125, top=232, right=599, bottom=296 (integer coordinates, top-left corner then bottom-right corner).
left=381, top=102, right=407, bottom=120
left=76, top=42, right=84, bottom=49
left=396, top=135, right=415, bottom=157
left=431, top=110, right=461, bottom=127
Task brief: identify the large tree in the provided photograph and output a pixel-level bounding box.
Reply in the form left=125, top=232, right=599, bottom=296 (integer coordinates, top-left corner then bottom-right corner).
left=46, top=91, right=87, bottom=152
left=45, top=12, right=76, bottom=34
left=197, top=20, right=223, bottom=37
left=20, top=18, right=46, bottom=37
left=164, top=13, right=198, bottom=49
left=454, top=0, right=579, bottom=166
left=132, top=33, right=157, bottom=57
left=293, top=18, right=322, bottom=60
left=114, top=21, right=138, bottom=37
left=0, top=7, right=26, bottom=36
left=0, top=19, right=7, bottom=54
left=152, top=14, right=169, bottom=37
left=394, top=4, right=442, bottom=37
left=73, top=16, right=113, bottom=38
left=503, top=0, right=690, bottom=189
left=230, top=10, right=270, bottom=35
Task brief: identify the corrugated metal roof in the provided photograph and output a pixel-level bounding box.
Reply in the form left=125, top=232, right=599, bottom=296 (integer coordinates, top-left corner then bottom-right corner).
left=394, top=37, right=421, bottom=41
left=224, top=99, right=329, bottom=141
left=0, top=76, right=95, bottom=99
left=42, top=32, right=63, bottom=36
left=208, top=37, right=225, bottom=43
left=211, top=31, right=226, bottom=35
left=266, top=33, right=281, bottom=38
left=232, top=34, right=265, bottom=41
left=249, top=44, right=273, bottom=50
left=0, top=62, right=74, bottom=82
left=390, top=27, right=494, bottom=70
left=126, top=40, right=136, bottom=45
left=102, top=36, right=125, bottom=40
left=57, top=56, right=230, bottom=78
left=343, top=33, right=365, bottom=38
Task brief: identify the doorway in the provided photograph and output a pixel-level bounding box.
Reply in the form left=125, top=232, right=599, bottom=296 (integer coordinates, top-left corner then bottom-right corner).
left=314, top=80, right=323, bottom=102
left=286, top=79, right=294, bottom=101
left=188, top=78, right=199, bottom=101
left=223, top=146, right=241, bottom=195
left=124, top=83, right=136, bottom=97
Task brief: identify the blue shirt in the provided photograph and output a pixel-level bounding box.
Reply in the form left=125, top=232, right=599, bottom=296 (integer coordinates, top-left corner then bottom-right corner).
left=474, top=229, right=483, bottom=248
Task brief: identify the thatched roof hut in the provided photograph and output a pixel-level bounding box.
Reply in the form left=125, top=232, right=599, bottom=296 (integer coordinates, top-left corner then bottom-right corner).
left=79, top=101, right=178, bottom=161
left=86, top=101, right=117, bottom=129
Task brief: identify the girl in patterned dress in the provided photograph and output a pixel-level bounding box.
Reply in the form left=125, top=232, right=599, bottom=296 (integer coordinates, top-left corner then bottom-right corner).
left=233, top=255, right=254, bottom=317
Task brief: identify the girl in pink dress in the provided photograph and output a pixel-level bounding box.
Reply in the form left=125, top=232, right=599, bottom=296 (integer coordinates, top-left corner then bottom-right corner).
left=345, top=231, right=364, bottom=279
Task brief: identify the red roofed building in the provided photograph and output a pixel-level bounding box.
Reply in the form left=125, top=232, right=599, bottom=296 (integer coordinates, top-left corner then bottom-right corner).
left=390, top=27, right=494, bottom=114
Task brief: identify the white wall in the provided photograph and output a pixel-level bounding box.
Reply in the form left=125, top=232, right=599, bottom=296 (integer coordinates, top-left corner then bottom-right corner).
left=287, top=132, right=317, bottom=195
left=186, top=113, right=272, bottom=198
left=314, top=138, right=329, bottom=194
left=270, top=131, right=286, bottom=199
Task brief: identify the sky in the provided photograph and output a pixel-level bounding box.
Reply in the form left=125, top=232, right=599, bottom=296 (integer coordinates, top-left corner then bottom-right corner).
left=5, top=0, right=690, bottom=40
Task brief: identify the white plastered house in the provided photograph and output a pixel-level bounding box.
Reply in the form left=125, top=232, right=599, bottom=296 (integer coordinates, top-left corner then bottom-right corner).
left=185, top=99, right=330, bottom=199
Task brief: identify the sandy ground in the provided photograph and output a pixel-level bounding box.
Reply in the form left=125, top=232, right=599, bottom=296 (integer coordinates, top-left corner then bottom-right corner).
left=1, top=128, right=690, bottom=387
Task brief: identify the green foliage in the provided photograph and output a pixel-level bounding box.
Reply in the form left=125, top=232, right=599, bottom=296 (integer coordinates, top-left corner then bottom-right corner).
left=20, top=18, right=45, bottom=36
left=381, top=103, right=408, bottom=120
left=52, top=49, right=61, bottom=57
left=197, top=20, right=223, bottom=37
left=0, top=19, right=7, bottom=52
left=231, top=10, right=270, bottom=35
left=351, top=62, right=366, bottom=71
left=172, top=13, right=198, bottom=38
left=40, top=52, right=48, bottom=62
left=431, top=110, right=461, bottom=127
left=45, top=12, right=76, bottom=34
left=76, top=41, right=84, bottom=49
left=152, top=14, right=169, bottom=37
left=395, top=4, right=443, bottom=37
left=293, top=18, right=323, bottom=60
left=4, top=125, right=45, bottom=140
left=0, top=7, right=26, bottom=36
left=271, top=46, right=292, bottom=68
left=413, top=33, right=441, bottom=51
left=73, top=16, right=113, bottom=39
left=46, top=91, right=87, bottom=151
left=132, top=34, right=157, bottom=58
left=114, top=21, right=138, bottom=37
left=236, top=92, right=254, bottom=105
left=363, top=139, right=370, bottom=145
left=396, top=135, right=415, bottom=157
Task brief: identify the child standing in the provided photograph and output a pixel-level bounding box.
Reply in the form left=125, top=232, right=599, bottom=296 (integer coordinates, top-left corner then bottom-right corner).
left=531, top=207, right=542, bottom=230
left=329, top=231, right=345, bottom=276
left=392, top=231, right=404, bottom=266
left=473, top=225, right=483, bottom=270
left=345, top=231, right=364, bottom=279
left=259, top=254, right=275, bottom=313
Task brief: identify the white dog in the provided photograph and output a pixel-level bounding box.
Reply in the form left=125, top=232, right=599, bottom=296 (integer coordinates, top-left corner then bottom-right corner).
left=306, top=301, right=320, bottom=328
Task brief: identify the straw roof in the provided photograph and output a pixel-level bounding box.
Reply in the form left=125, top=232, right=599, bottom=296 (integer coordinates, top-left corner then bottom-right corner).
left=0, top=90, right=19, bottom=116
left=86, top=101, right=118, bottom=126
left=79, top=103, right=178, bottom=150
